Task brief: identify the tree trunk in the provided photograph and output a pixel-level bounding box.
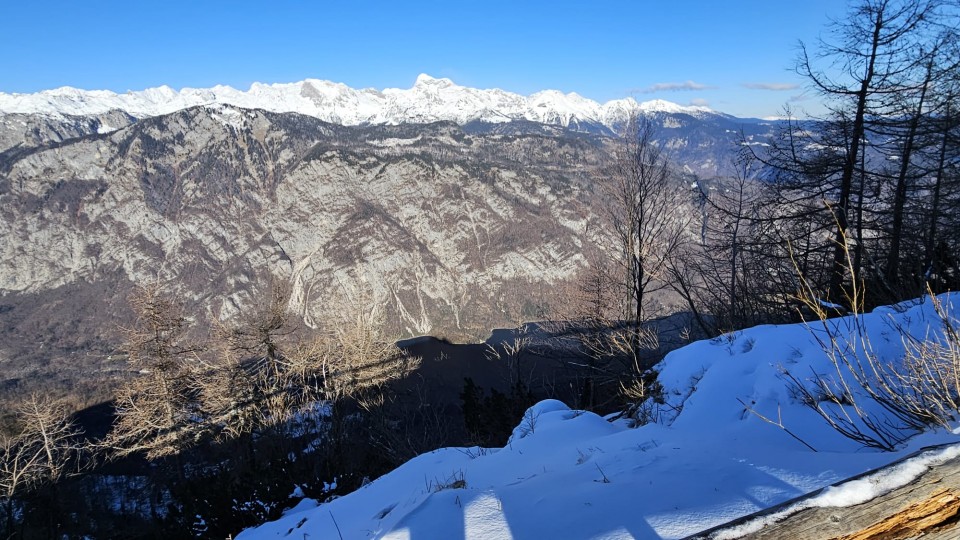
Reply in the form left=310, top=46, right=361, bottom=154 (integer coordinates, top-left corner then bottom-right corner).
left=925, top=107, right=951, bottom=275
left=885, top=58, right=933, bottom=289
left=828, top=10, right=882, bottom=303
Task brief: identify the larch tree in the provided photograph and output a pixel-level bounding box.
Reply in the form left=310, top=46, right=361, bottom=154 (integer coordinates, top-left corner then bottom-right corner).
left=780, top=0, right=942, bottom=302
left=107, top=283, right=203, bottom=462
left=201, top=282, right=299, bottom=445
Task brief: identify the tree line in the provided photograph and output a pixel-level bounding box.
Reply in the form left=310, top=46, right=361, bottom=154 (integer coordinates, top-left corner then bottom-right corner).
left=557, top=0, right=959, bottom=421
left=0, top=280, right=430, bottom=538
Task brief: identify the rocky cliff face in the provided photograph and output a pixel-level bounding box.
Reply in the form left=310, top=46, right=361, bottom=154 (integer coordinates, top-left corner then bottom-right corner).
left=0, top=105, right=613, bottom=396
left=0, top=109, right=136, bottom=153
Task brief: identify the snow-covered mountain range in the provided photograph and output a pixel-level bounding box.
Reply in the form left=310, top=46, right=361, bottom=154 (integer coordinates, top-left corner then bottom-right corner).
left=0, top=74, right=717, bottom=130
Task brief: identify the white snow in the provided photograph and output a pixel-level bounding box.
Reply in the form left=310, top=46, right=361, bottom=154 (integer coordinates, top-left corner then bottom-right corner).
left=237, top=294, right=960, bottom=540
left=636, top=99, right=712, bottom=115
left=207, top=104, right=246, bottom=130
left=0, top=75, right=714, bottom=130
left=811, top=445, right=960, bottom=508
left=817, top=298, right=845, bottom=310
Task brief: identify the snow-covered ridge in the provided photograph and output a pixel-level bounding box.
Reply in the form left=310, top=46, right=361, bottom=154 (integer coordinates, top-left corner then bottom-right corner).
left=0, top=74, right=715, bottom=129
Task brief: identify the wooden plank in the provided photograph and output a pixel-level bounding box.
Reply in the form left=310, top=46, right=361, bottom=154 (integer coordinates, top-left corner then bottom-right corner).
left=831, top=488, right=960, bottom=540
left=689, top=444, right=960, bottom=540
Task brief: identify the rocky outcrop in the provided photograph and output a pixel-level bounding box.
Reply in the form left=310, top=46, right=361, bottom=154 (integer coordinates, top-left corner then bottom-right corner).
left=0, top=109, right=135, bottom=153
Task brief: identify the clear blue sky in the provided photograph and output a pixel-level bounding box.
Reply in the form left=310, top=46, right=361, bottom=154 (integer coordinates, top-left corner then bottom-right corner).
left=1, top=1, right=849, bottom=118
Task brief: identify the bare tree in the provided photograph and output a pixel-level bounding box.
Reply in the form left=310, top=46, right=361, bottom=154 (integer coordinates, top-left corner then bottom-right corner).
left=763, top=0, right=944, bottom=303
left=197, top=277, right=419, bottom=464
left=923, top=77, right=960, bottom=289
left=286, top=282, right=420, bottom=468
left=666, top=154, right=794, bottom=333
left=106, top=283, right=203, bottom=461
left=201, top=282, right=300, bottom=443
left=598, top=114, right=688, bottom=368
left=550, top=119, right=690, bottom=413
left=1, top=395, right=82, bottom=536
left=908, top=26, right=960, bottom=294
left=301, top=284, right=419, bottom=412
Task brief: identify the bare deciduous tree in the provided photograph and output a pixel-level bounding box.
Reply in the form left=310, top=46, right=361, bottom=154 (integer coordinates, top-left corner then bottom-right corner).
left=756, top=0, right=949, bottom=305
left=201, top=282, right=300, bottom=442
left=590, top=114, right=689, bottom=378
left=551, top=119, right=691, bottom=413
left=1, top=395, right=82, bottom=535
left=106, top=283, right=203, bottom=461
left=298, top=284, right=419, bottom=412
left=665, top=155, right=790, bottom=334
left=603, top=114, right=688, bottom=326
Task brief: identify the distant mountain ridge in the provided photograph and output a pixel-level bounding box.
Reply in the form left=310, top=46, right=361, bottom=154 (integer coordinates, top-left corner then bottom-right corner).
left=0, top=74, right=721, bottom=131
left=0, top=75, right=780, bottom=178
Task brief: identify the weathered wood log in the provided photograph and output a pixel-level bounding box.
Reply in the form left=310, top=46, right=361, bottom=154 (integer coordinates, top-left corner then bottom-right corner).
left=831, top=488, right=960, bottom=540
left=689, top=444, right=960, bottom=540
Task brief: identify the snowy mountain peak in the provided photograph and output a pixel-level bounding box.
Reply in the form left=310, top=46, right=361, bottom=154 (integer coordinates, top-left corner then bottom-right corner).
left=637, top=98, right=712, bottom=114
left=0, top=75, right=720, bottom=130
left=413, top=73, right=455, bottom=88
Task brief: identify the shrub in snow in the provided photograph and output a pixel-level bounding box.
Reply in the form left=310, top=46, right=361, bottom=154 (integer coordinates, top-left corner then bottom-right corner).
left=507, top=399, right=568, bottom=443
left=786, top=285, right=960, bottom=451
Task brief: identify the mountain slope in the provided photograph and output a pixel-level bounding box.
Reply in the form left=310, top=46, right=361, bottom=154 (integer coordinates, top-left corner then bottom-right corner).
left=0, top=109, right=136, bottom=153
left=0, top=79, right=781, bottom=401
left=0, top=105, right=612, bottom=396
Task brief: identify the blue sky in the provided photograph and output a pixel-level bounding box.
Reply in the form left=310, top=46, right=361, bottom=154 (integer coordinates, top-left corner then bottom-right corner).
left=2, top=1, right=849, bottom=118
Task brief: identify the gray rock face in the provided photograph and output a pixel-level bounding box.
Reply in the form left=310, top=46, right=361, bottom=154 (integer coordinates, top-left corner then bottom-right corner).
left=0, top=110, right=136, bottom=153
left=0, top=105, right=611, bottom=394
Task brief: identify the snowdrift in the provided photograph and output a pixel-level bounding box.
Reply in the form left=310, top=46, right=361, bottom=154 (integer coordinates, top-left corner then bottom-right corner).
left=238, top=294, right=960, bottom=539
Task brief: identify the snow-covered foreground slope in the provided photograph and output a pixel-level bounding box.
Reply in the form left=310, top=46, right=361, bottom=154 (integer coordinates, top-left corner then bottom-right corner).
left=238, top=295, right=960, bottom=540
